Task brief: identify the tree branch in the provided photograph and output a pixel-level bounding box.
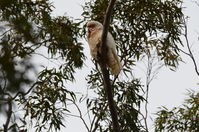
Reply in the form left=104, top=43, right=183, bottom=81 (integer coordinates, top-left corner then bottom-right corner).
left=3, top=99, right=12, bottom=132
left=98, top=0, right=120, bottom=132
left=12, top=83, right=36, bottom=100
left=67, top=99, right=90, bottom=132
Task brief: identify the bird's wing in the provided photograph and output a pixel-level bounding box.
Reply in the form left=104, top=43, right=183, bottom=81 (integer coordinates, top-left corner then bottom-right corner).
left=107, top=48, right=122, bottom=75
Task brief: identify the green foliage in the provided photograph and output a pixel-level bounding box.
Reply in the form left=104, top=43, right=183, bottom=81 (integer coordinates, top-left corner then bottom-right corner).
left=0, top=0, right=189, bottom=132
left=0, top=0, right=84, bottom=131
left=115, top=80, right=145, bottom=132
left=82, top=0, right=184, bottom=131
left=17, top=68, right=76, bottom=132
left=155, top=90, right=199, bottom=132
left=86, top=69, right=145, bottom=131
left=0, top=0, right=85, bottom=66
left=0, top=0, right=84, bottom=92
left=83, top=0, right=184, bottom=69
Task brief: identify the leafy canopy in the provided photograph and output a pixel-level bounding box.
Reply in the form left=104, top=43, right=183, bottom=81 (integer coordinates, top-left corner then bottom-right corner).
left=155, top=90, right=199, bottom=132
left=82, top=0, right=184, bottom=131
left=0, top=0, right=187, bottom=132
left=0, top=0, right=84, bottom=131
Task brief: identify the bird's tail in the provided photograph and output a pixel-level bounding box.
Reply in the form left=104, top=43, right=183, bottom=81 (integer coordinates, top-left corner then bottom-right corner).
left=107, top=49, right=122, bottom=75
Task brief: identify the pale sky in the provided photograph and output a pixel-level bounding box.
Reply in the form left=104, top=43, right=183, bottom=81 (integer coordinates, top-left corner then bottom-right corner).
left=50, top=0, right=199, bottom=131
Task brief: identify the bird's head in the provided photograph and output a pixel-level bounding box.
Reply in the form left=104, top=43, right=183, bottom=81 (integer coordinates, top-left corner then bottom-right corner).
left=86, top=21, right=103, bottom=34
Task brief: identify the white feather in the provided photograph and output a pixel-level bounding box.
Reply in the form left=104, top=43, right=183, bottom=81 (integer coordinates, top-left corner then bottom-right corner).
left=86, top=21, right=122, bottom=75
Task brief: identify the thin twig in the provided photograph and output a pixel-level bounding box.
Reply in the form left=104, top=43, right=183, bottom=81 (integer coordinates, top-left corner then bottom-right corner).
left=143, top=52, right=163, bottom=132
left=183, top=17, right=199, bottom=76
left=144, top=54, right=153, bottom=132
left=90, top=115, right=97, bottom=131
left=67, top=99, right=90, bottom=132
left=192, top=0, right=199, bottom=6
left=12, top=83, right=36, bottom=100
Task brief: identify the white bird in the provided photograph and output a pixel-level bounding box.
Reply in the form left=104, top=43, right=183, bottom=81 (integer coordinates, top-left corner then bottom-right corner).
left=86, top=21, right=122, bottom=75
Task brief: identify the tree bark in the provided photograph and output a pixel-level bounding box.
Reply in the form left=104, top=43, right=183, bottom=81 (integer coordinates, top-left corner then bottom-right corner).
left=98, top=0, right=120, bottom=132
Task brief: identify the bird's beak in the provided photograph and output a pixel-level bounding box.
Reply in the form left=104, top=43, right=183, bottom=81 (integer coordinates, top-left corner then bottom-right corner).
left=88, top=27, right=93, bottom=33
left=88, top=29, right=91, bottom=33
